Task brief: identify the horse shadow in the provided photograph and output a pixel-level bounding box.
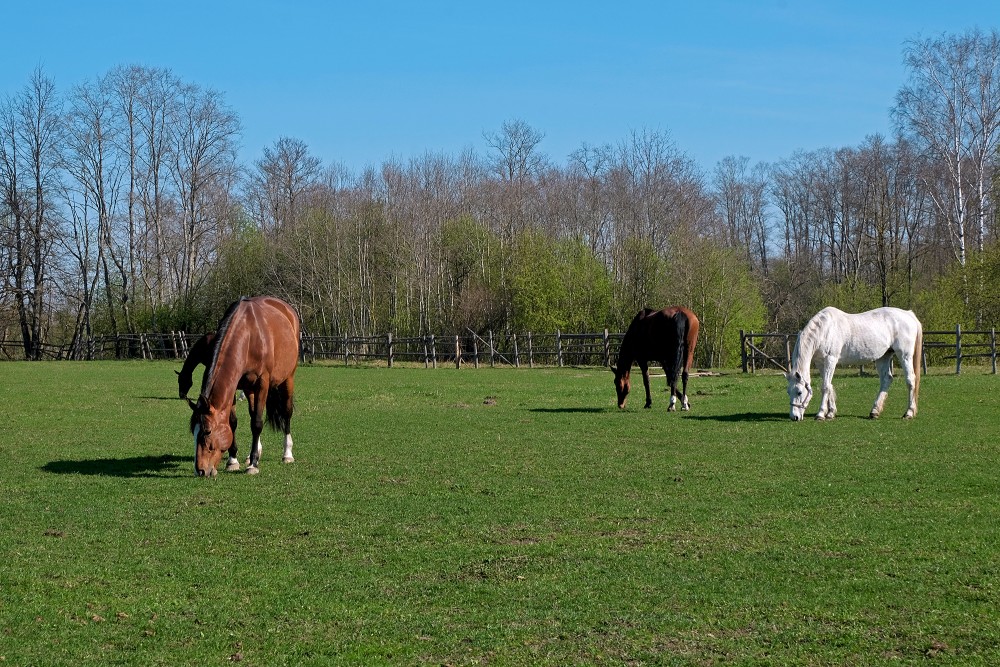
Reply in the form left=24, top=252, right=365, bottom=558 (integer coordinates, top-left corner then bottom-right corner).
left=530, top=407, right=608, bottom=414
left=41, top=453, right=187, bottom=478
left=685, top=412, right=789, bottom=423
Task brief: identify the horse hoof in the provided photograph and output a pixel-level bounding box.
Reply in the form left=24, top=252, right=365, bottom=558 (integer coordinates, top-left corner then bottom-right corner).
left=869, top=412, right=879, bottom=420
left=815, top=414, right=826, bottom=421
left=644, top=404, right=652, bottom=410
left=246, top=466, right=260, bottom=475
left=226, top=461, right=241, bottom=472
left=667, top=405, right=676, bottom=412
left=282, top=456, right=295, bottom=464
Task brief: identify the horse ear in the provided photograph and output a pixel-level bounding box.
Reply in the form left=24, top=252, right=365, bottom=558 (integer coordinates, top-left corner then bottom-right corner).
left=174, top=370, right=181, bottom=376
left=794, top=372, right=802, bottom=382
left=186, top=396, right=197, bottom=411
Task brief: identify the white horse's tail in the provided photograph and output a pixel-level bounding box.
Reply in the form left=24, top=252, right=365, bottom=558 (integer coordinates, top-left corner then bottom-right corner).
left=913, top=326, right=922, bottom=412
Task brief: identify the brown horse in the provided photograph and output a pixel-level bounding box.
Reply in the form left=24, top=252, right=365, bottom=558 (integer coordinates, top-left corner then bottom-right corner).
left=188, top=296, right=300, bottom=477
left=612, top=306, right=700, bottom=410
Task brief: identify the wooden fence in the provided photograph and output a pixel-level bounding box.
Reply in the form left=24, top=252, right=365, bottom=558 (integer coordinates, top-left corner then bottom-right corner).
left=0, top=329, right=626, bottom=368
left=299, top=330, right=624, bottom=368
left=740, top=325, right=998, bottom=375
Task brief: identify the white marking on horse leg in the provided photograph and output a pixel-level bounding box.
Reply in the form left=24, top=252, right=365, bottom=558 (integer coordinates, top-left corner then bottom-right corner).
left=246, top=465, right=260, bottom=475
left=282, top=433, right=294, bottom=463
left=681, top=395, right=690, bottom=411
left=246, top=433, right=263, bottom=469
left=668, top=393, right=677, bottom=412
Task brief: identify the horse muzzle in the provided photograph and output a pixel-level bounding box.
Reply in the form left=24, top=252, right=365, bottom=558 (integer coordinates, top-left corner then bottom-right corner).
left=195, top=466, right=218, bottom=478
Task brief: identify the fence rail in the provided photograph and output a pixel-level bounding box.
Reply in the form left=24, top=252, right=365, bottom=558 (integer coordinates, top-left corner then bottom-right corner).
left=0, top=329, right=626, bottom=368
left=740, top=325, right=998, bottom=375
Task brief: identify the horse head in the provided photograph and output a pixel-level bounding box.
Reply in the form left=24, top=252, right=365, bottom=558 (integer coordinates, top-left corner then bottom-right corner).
left=612, top=367, right=631, bottom=409
left=189, top=396, right=234, bottom=477
left=176, top=369, right=192, bottom=399
left=786, top=371, right=812, bottom=421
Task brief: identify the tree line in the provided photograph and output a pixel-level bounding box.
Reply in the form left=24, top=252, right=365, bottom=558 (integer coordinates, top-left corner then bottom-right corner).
left=2, top=29, right=1000, bottom=366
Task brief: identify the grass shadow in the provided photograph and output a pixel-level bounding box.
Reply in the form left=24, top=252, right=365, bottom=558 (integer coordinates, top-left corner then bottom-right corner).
left=41, top=453, right=188, bottom=478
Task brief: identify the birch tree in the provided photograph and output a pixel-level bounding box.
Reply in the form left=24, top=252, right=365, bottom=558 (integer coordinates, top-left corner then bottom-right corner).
left=894, top=29, right=1000, bottom=266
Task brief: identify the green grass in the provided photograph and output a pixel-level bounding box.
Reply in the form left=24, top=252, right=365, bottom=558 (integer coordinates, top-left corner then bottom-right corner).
left=1, top=362, right=999, bottom=665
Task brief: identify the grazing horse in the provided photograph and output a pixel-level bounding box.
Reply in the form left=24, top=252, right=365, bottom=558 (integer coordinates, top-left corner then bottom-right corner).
left=188, top=296, right=300, bottom=476
left=612, top=306, right=700, bottom=411
left=176, top=332, right=216, bottom=399
left=787, top=306, right=922, bottom=421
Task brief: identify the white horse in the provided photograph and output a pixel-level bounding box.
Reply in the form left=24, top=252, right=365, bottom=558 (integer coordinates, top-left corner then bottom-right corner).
left=786, top=306, right=923, bottom=421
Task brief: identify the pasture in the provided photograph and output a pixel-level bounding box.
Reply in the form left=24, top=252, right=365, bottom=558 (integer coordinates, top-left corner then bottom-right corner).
left=1, top=362, right=999, bottom=665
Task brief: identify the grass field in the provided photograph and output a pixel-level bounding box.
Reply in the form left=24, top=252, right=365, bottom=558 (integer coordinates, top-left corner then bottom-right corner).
left=1, top=361, right=999, bottom=665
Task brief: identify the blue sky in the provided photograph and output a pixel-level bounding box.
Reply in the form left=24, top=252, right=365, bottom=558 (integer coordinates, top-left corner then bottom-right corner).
left=3, top=1, right=995, bottom=174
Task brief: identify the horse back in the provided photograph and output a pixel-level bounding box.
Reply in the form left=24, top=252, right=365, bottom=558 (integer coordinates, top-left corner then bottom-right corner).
left=244, top=297, right=300, bottom=382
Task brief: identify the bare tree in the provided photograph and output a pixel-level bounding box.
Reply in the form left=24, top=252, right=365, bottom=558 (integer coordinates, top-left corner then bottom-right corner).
left=246, top=136, right=323, bottom=231
left=64, top=73, right=132, bottom=336
left=0, top=68, right=63, bottom=358
left=894, top=29, right=1000, bottom=266
left=168, top=83, right=240, bottom=309
left=713, top=155, right=771, bottom=274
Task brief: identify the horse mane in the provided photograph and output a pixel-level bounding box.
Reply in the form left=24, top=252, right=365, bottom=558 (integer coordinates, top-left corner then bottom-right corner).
left=201, top=298, right=248, bottom=398
left=792, top=308, right=832, bottom=373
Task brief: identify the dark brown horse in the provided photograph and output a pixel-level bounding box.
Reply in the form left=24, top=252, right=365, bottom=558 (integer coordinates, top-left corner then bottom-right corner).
left=612, top=306, right=700, bottom=411
left=177, top=332, right=216, bottom=399
left=188, top=296, right=300, bottom=477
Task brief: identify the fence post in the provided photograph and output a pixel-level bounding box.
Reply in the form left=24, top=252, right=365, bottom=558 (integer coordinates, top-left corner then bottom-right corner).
left=454, top=335, right=461, bottom=369
left=556, top=329, right=563, bottom=367
left=387, top=332, right=393, bottom=368
left=528, top=332, right=534, bottom=368
left=992, top=327, right=997, bottom=375
left=955, top=324, right=962, bottom=375
left=343, top=334, right=349, bottom=366
left=740, top=330, right=747, bottom=373
left=472, top=335, right=479, bottom=369
left=431, top=334, right=437, bottom=369
left=489, top=330, right=495, bottom=367
left=603, top=329, right=610, bottom=367
left=513, top=333, right=520, bottom=368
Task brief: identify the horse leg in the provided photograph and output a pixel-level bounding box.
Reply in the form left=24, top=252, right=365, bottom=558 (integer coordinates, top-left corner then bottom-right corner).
left=817, top=361, right=837, bottom=420
left=897, top=350, right=917, bottom=419
left=280, top=378, right=295, bottom=463
left=640, top=363, right=653, bottom=409
left=246, top=387, right=267, bottom=474
left=680, top=365, right=691, bottom=411
left=242, top=391, right=257, bottom=467
left=225, top=406, right=240, bottom=471
left=667, top=369, right=678, bottom=412
left=870, top=353, right=893, bottom=419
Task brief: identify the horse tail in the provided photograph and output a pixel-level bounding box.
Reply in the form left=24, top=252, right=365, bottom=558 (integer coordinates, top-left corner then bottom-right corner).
left=667, top=312, right=687, bottom=385
left=684, top=310, right=700, bottom=371
left=266, top=383, right=293, bottom=433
